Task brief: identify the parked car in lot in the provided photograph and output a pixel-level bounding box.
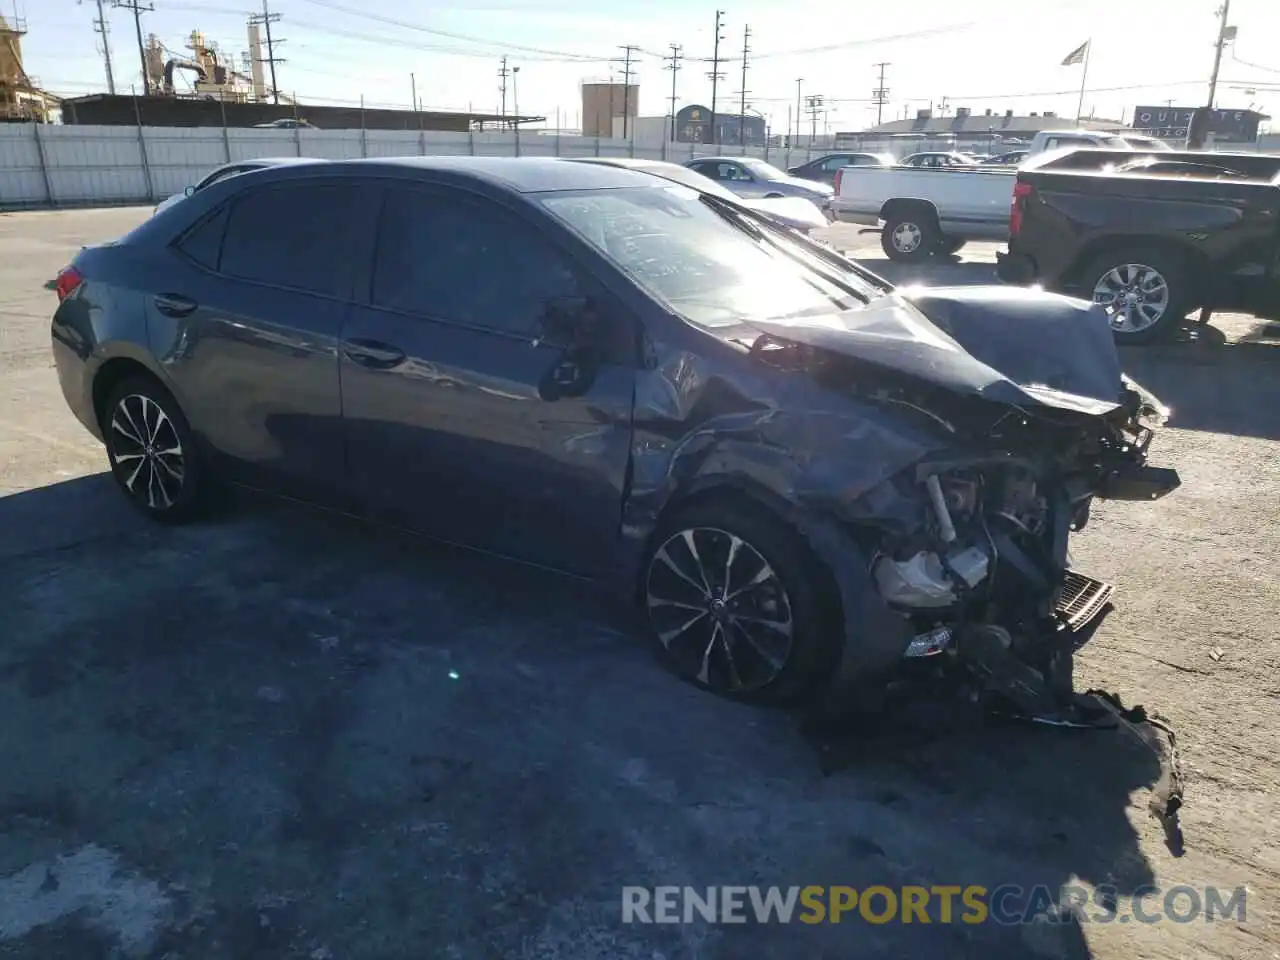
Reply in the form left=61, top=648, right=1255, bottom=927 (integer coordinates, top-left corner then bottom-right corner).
left=49, top=156, right=1178, bottom=720
left=998, top=147, right=1280, bottom=342
left=564, top=156, right=829, bottom=235
left=785, top=152, right=895, bottom=185
left=152, top=157, right=318, bottom=217
left=1026, top=129, right=1173, bottom=155
left=898, top=152, right=978, bottom=168
left=829, top=162, right=1016, bottom=260
left=252, top=118, right=318, bottom=129
left=981, top=150, right=1029, bottom=165
left=684, top=157, right=834, bottom=209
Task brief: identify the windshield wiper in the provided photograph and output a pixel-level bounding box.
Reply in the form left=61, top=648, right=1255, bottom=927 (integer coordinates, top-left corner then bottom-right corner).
left=698, top=194, right=873, bottom=305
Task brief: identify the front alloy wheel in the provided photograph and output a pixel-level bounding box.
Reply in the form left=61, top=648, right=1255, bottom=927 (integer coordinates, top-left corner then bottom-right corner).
left=645, top=526, right=795, bottom=695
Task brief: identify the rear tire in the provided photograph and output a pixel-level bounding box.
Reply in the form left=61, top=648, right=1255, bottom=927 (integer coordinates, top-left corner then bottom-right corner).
left=642, top=499, right=839, bottom=706
left=1078, top=247, right=1195, bottom=344
left=102, top=376, right=210, bottom=524
left=881, top=212, right=938, bottom=262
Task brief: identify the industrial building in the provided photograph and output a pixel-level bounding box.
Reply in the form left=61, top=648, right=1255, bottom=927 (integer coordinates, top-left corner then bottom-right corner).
left=580, top=81, right=639, bottom=138
left=0, top=14, right=58, bottom=123
left=673, top=104, right=767, bottom=145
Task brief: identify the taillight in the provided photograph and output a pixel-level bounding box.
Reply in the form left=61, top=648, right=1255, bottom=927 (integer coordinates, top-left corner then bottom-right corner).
left=1009, top=181, right=1034, bottom=238
left=833, top=167, right=844, bottom=195
left=53, top=266, right=84, bottom=302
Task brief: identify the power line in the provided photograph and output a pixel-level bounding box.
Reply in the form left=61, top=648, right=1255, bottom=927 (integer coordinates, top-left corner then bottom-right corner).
left=872, top=62, right=890, bottom=126
left=248, top=0, right=285, bottom=104
left=111, top=0, right=153, bottom=95
left=664, top=43, right=682, bottom=141
left=293, top=0, right=606, bottom=62
left=738, top=25, right=751, bottom=147
left=707, top=10, right=726, bottom=145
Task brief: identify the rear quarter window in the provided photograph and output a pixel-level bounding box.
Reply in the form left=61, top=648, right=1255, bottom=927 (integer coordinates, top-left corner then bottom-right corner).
left=175, top=205, right=229, bottom=270
left=218, top=182, right=361, bottom=298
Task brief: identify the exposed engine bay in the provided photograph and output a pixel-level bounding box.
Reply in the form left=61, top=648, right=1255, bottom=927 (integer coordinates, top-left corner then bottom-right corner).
left=858, top=374, right=1177, bottom=721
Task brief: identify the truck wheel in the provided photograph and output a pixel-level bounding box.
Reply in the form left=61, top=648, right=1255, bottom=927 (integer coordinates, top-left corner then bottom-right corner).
left=881, top=213, right=937, bottom=262
left=1080, top=248, right=1194, bottom=343
left=936, top=236, right=966, bottom=256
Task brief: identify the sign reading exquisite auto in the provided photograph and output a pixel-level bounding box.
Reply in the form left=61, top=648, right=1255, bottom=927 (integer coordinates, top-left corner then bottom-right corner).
left=1131, top=106, right=1263, bottom=142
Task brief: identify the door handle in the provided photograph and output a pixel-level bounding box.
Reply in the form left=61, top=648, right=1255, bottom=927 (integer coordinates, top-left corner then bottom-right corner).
left=153, top=293, right=198, bottom=318
left=343, top=338, right=406, bottom=369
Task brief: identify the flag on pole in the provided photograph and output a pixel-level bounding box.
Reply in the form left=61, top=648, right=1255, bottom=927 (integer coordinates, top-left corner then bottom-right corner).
left=1061, top=41, right=1090, bottom=66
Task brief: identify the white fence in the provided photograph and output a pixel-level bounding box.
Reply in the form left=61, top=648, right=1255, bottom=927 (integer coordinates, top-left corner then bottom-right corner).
left=0, top=123, right=828, bottom=209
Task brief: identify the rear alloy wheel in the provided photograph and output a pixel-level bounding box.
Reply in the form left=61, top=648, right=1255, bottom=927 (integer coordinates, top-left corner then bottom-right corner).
left=104, top=377, right=208, bottom=523
left=1082, top=249, right=1192, bottom=343
left=881, top=213, right=938, bottom=263
left=643, top=504, right=835, bottom=704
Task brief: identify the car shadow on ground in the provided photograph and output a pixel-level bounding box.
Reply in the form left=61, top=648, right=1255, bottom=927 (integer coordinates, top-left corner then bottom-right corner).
left=0, top=473, right=1177, bottom=958
left=1120, top=323, right=1280, bottom=442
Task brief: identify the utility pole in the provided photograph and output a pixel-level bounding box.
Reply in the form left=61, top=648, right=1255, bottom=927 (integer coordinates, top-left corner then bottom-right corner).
left=614, top=45, right=639, bottom=139
left=664, top=43, right=683, bottom=141
left=82, top=0, right=116, bottom=94
left=112, top=0, right=153, bottom=95
left=498, top=56, right=509, bottom=118
left=738, top=25, right=751, bottom=147
left=805, top=94, right=824, bottom=146
left=410, top=72, right=417, bottom=112
left=707, top=10, right=726, bottom=145
left=794, top=78, right=803, bottom=147
left=872, top=62, right=890, bottom=127
left=248, top=1, right=285, bottom=105
left=1206, top=0, right=1232, bottom=109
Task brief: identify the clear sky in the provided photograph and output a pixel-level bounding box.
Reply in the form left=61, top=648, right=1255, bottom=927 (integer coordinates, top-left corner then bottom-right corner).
left=16, top=0, right=1280, bottom=132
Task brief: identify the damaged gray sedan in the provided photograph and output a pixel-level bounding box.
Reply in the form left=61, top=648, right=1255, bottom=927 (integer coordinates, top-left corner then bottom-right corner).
left=50, top=158, right=1178, bottom=723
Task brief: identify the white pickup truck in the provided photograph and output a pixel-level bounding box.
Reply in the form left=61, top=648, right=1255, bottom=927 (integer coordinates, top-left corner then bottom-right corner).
left=830, top=129, right=1174, bottom=262
left=829, top=165, right=1015, bottom=262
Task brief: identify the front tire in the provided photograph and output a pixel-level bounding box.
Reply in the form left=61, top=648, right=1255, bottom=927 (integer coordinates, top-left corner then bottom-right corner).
left=642, top=500, right=838, bottom=705
left=103, top=376, right=209, bottom=524
left=881, top=213, right=937, bottom=262
left=1080, top=247, right=1194, bottom=343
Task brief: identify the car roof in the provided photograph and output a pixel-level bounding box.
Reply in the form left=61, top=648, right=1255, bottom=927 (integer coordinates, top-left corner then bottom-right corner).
left=565, top=156, right=737, bottom=197
left=264, top=155, right=661, bottom=193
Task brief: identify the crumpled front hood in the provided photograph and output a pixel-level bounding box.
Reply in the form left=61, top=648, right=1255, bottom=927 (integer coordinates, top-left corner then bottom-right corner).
left=745, top=285, right=1126, bottom=415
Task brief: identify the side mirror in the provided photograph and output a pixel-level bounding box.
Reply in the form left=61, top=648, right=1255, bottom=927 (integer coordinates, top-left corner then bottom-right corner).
left=183, top=185, right=195, bottom=197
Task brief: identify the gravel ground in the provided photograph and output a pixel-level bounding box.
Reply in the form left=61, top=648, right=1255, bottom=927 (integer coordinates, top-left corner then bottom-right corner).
left=0, top=207, right=1277, bottom=959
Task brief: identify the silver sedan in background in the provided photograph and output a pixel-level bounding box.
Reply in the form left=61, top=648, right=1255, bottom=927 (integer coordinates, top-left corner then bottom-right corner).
left=683, top=156, right=834, bottom=215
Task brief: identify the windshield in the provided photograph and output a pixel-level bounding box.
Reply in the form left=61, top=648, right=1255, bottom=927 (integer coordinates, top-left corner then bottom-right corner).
left=739, top=158, right=789, bottom=181
left=540, top=185, right=877, bottom=328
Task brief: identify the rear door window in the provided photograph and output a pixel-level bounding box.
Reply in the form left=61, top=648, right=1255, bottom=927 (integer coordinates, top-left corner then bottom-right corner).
left=218, top=182, right=361, bottom=298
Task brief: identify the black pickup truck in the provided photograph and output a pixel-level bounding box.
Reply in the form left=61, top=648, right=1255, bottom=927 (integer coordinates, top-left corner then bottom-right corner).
left=996, top=149, right=1280, bottom=342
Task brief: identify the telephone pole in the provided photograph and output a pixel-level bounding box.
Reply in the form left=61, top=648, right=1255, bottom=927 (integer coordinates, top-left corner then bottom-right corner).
left=707, top=10, right=726, bottom=144
left=794, top=78, right=803, bottom=147
left=83, top=0, right=116, bottom=95
left=615, top=45, right=639, bottom=139
left=1206, top=0, right=1232, bottom=108
left=248, top=1, right=285, bottom=104
left=805, top=94, right=824, bottom=145
left=872, top=62, right=890, bottom=127
left=498, top=56, right=509, bottom=118
left=112, top=0, right=153, bottom=95
left=664, top=43, right=683, bottom=141
left=738, top=25, right=751, bottom=147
